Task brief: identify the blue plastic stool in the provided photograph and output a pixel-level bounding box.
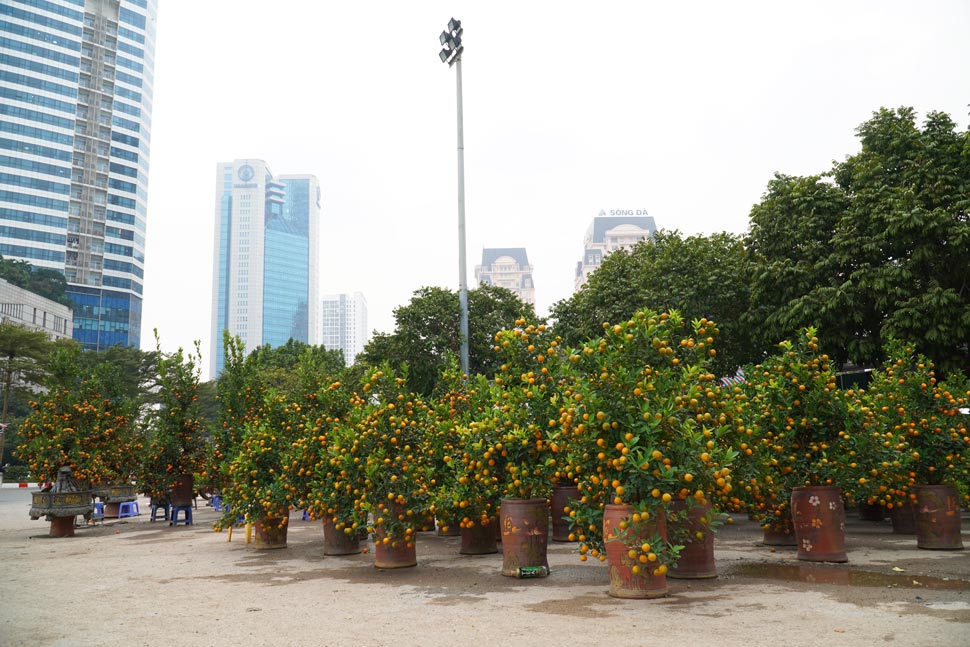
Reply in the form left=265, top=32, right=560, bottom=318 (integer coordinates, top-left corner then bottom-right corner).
left=302, top=509, right=310, bottom=521
left=211, top=495, right=223, bottom=512
left=118, top=501, right=140, bottom=518
left=170, top=505, right=193, bottom=526
left=150, top=502, right=170, bottom=522
left=90, top=501, right=104, bottom=525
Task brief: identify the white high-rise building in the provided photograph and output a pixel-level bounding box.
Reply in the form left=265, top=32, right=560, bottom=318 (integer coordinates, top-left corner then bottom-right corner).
left=475, top=247, right=535, bottom=306
left=574, top=210, right=657, bottom=290
left=0, top=0, right=158, bottom=349
left=321, top=292, right=368, bottom=366
left=210, top=159, right=320, bottom=376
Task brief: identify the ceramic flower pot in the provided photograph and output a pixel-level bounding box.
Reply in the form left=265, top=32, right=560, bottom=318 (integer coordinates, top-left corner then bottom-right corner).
left=667, top=499, right=717, bottom=579
left=551, top=485, right=580, bottom=542
left=890, top=499, right=917, bottom=535
left=459, top=517, right=499, bottom=555
left=603, top=504, right=668, bottom=598
left=499, top=498, right=549, bottom=577
left=914, top=484, right=964, bottom=550
left=251, top=516, right=288, bottom=550
left=322, top=517, right=361, bottom=556
left=791, top=486, right=848, bottom=563
left=374, top=525, right=417, bottom=569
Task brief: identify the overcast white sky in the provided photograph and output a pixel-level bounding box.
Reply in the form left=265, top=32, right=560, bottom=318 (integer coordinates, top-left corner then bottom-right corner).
left=141, top=0, right=970, bottom=380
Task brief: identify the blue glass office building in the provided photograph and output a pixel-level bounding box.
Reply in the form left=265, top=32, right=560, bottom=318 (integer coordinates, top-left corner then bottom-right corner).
left=210, top=160, right=320, bottom=376
left=0, top=0, right=157, bottom=350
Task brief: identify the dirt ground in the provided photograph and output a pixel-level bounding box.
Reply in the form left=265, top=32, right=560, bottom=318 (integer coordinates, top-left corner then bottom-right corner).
left=0, top=487, right=967, bottom=647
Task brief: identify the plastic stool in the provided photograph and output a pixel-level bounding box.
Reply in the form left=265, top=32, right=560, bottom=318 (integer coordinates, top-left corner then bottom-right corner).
left=211, top=495, right=223, bottom=512
left=90, top=501, right=104, bottom=525
left=118, top=501, right=140, bottom=518
left=302, top=509, right=310, bottom=521
left=150, top=502, right=170, bottom=522
left=170, top=505, right=193, bottom=526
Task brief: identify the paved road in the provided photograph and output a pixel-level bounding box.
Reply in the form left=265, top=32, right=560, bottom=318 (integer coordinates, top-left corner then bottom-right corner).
left=0, top=488, right=967, bottom=647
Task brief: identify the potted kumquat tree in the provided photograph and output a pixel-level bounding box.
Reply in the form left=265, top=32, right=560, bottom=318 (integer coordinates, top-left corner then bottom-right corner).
left=566, top=309, right=736, bottom=598
left=355, top=366, right=434, bottom=569
left=738, top=328, right=850, bottom=562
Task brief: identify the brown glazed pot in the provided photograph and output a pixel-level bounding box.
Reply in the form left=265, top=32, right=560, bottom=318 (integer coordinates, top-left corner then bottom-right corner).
left=603, top=504, right=668, bottom=598
left=551, top=485, right=580, bottom=542
left=459, top=518, right=499, bottom=555
left=373, top=525, right=417, bottom=569
left=857, top=502, right=887, bottom=521
left=762, top=523, right=798, bottom=546
left=760, top=497, right=797, bottom=546
left=791, top=486, right=848, bottom=562
left=499, top=498, right=549, bottom=577
left=251, top=516, right=288, bottom=550
left=890, top=499, right=918, bottom=535
left=168, top=474, right=194, bottom=508
left=914, top=484, right=964, bottom=550
left=322, top=517, right=361, bottom=556
left=667, top=499, right=717, bottom=579
left=49, top=515, right=76, bottom=538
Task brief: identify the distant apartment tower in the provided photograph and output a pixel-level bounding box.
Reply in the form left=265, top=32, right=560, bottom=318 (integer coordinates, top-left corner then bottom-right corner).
left=475, top=248, right=535, bottom=305
left=210, top=159, right=320, bottom=376
left=574, top=210, right=657, bottom=290
left=321, top=292, right=369, bottom=366
left=0, top=0, right=158, bottom=349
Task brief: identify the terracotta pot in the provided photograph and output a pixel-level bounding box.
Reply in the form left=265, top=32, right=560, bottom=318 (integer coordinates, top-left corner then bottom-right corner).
left=890, top=500, right=917, bottom=535
left=436, top=518, right=460, bottom=536
left=603, top=504, right=668, bottom=598
left=759, top=496, right=797, bottom=546
left=551, top=485, right=580, bottom=542
left=251, top=516, right=288, bottom=550
left=499, top=498, right=549, bottom=577
left=857, top=502, right=886, bottom=521
left=374, top=525, right=417, bottom=568
left=322, top=517, right=361, bottom=556
left=791, top=486, right=848, bottom=563
left=762, top=524, right=798, bottom=546
left=168, top=474, right=194, bottom=508
left=459, top=518, right=499, bottom=555
left=668, top=499, right=717, bottom=579
left=49, top=515, right=76, bottom=538
left=914, top=484, right=964, bottom=550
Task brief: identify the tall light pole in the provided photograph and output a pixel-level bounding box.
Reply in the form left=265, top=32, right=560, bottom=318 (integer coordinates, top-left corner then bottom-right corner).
left=439, top=18, right=469, bottom=378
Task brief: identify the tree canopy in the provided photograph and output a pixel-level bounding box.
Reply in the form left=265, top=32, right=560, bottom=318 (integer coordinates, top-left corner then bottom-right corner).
left=747, top=106, right=970, bottom=371
left=550, top=230, right=755, bottom=375
left=0, top=257, right=72, bottom=308
left=357, top=284, right=537, bottom=395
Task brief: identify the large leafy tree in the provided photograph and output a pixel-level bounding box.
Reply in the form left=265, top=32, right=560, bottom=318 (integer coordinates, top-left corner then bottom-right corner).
left=0, top=321, right=54, bottom=426
left=357, top=284, right=537, bottom=395
left=0, top=321, right=56, bottom=470
left=550, top=230, right=755, bottom=375
left=247, top=338, right=345, bottom=395
left=747, top=107, right=970, bottom=371
left=746, top=174, right=850, bottom=357
left=77, top=344, right=157, bottom=406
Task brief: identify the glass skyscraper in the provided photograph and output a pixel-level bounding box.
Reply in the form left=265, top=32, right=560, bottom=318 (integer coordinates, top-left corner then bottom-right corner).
left=210, top=159, right=320, bottom=376
left=0, top=0, right=157, bottom=349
